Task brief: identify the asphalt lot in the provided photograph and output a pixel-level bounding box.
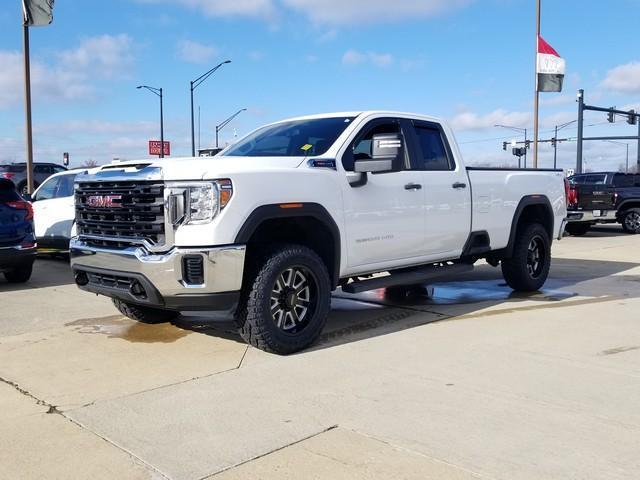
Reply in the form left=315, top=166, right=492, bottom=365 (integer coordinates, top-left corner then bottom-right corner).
left=1, top=226, right=639, bottom=480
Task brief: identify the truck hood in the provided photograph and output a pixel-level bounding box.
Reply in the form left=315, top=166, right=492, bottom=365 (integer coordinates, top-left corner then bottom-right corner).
left=98, top=156, right=305, bottom=180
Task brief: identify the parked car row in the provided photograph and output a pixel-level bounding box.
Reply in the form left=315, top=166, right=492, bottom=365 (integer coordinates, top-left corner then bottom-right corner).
left=566, top=172, right=640, bottom=235
left=0, top=162, right=67, bottom=196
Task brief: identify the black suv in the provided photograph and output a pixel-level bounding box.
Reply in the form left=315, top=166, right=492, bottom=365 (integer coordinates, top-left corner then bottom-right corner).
left=0, top=162, right=68, bottom=196
left=566, top=172, right=640, bottom=235
left=0, top=179, right=36, bottom=283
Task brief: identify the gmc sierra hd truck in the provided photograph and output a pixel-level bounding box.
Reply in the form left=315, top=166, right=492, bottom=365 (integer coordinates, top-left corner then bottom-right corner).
left=71, top=112, right=567, bottom=354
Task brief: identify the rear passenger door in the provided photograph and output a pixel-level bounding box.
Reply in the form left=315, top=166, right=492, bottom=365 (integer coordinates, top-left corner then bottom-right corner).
left=406, top=120, right=471, bottom=257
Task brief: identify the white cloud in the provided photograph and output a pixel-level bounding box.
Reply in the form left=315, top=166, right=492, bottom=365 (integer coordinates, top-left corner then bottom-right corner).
left=0, top=34, right=134, bottom=110
left=137, top=0, right=275, bottom=19
left=177, top=39, right=218, bottom=64
left=136, top=0, right=472, bottom=25
left=282, top=0, right=473, bottom=25
left=248, top=50, right=266, bottom=61
left=601, top=61, right=640, bottom=94
left=450, top=109, right=531, bottom=131
left=34, top=120, right=158, bottom=137
left=540, top=94, right=575, bottom=107
left=342, top=49, right=394, bottom=68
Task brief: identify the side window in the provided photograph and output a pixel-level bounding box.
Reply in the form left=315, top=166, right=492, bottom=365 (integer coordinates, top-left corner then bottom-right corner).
left=342, top=121, right=401, bottom=171
left=34, top=165, right=52, bottom=174
left=56, top=174, right=76, bottom=198
left=612, top=174, right=633, bottom=188
left=584, top=175, right=606, bottom=184
left=412, top=125, right=453, bottom=171
left=33, top=176, right=60, bottom=201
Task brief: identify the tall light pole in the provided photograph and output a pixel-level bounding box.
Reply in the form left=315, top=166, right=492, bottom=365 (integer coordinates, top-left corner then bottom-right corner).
left=553, top=119, right=577, bottom=169
left=190, top=60, right=231, bottom=156
left=495, top=124, right=528, bottom=168
left=216, top=109, right=247, bottom=149
left=606, top=140, right=630, bottom=173
left=137, top=85, right=164, bottom=158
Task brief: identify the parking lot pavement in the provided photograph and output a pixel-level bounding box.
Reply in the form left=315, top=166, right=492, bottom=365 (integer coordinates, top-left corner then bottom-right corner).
left=1, top=227, right=639, bottom=479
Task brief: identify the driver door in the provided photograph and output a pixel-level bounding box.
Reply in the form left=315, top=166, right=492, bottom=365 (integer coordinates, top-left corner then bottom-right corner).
left=340, top=118, right=426, bottom=270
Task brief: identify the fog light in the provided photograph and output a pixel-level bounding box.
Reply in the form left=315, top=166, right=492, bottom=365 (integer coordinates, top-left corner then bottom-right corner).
left=129, top=280, right=147, bottom=299
left=75, top=272, right=89, bottom=286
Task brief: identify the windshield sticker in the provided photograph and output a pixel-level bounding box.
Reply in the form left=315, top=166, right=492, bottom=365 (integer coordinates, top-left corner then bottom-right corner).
left=301, top=144, right=313, bottom=152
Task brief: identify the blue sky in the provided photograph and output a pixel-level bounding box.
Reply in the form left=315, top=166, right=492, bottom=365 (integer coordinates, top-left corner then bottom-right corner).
left=1, top=0, right=639, bottom=171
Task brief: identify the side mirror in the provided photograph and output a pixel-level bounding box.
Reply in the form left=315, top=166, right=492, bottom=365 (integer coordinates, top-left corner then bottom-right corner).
left=354, top=133, right=404, bottom=173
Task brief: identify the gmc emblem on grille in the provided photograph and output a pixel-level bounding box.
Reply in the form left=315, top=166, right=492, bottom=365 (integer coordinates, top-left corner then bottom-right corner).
left=86, top=195, right=123, bottom=208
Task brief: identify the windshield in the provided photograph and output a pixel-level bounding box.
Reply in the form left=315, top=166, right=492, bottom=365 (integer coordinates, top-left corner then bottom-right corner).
left=223, top=116, right=356, bottom=157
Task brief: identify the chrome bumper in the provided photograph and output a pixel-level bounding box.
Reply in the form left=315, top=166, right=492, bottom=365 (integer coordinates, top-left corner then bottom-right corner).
left=70, top=238, right=246, bottom=311
left=567, top=210, right=617, bottom=223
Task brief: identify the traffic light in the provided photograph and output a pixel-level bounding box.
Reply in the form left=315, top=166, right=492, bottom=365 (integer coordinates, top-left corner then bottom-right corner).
left=550, top=137, right=556, bottom=147
left=502, top=142, right=507, bottom=151
left=607, top=108, right=615, bottom=123
left=628, top=110, right=637, bottom=125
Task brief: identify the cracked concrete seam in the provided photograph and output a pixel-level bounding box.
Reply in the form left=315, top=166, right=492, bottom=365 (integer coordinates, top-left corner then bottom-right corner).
left=0, top=375, right=171, bottom=480
left=202, top=425, right=339, bottom=479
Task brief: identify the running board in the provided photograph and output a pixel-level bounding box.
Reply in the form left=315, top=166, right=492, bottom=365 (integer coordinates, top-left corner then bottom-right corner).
left=342, top=263, right=474, bottom=294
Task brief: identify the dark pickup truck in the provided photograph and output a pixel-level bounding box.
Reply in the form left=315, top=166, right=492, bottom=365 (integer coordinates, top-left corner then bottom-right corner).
left=566, top=172, right=640, bottom=235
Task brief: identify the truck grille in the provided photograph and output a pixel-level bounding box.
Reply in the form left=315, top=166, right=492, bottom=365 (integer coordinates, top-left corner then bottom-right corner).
left=75, top=181, right=165, bottom=249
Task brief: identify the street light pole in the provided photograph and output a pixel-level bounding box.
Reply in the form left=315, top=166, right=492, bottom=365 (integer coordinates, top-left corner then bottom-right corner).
left=216, top=109, right=247, bottom=149
left=190, top=60, right=231, bottom=156
left=495, top=124, right=528, bottom=168
left=137, top=85, right=165, bottom=158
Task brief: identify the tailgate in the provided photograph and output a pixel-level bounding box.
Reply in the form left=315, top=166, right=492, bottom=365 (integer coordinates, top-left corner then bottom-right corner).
left=576, top=185, right=615, bottom=210
left=0, top=203, right=29, bottom=247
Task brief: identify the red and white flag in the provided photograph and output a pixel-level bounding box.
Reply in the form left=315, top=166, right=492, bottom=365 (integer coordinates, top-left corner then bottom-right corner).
left=537, top=35, right=565, bottom=92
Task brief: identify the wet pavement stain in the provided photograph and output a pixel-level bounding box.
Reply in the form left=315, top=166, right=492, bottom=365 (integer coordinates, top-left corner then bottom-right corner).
left=66, top=315, right=191, bottom=344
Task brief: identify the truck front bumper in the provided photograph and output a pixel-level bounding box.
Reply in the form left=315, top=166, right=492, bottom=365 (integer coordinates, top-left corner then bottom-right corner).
left=70, top=238, right=246, bottom=312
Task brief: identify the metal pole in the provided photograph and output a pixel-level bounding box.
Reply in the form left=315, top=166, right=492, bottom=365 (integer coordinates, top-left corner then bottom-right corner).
left=576, top=89, right=585, bottom=173
left=23, top=24, right=34, bottom=194
left=159, top=88, right=164, bottom=158
left=524, top=128, right=528, bottom=168
left=533, top=0, right=541, bottom=169
left=215, top=127, right=219, bottom=149
left=198, top=106, right=201, bottom=152
left=637, top=121, right=640, bottom=172
left=190, top=82, right=195, bottom=157
left=553, top=125, right=558, bottom=169
left=626, top=144, right=629, bottom=173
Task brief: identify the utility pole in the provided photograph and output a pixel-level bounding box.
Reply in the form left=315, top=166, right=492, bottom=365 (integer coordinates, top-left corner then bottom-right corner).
left=216, top=108, right=247, bottom=149
left=137, top=85, right=165, bottom=158
left=576, top=89, right=584, bottom=174
left=532, top=0, right=541, bottom=168
left=23, top=24, right=34, bottom=194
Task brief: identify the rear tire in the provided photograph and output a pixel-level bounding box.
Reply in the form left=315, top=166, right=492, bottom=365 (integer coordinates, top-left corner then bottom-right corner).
left=620, top=208, right=640, bottom=234
left=565, top=222, right=591, bottom=236
left=112, top=298, right=178, bottom=323
left=501, top=223, right=551, bottom=292
left=235, top=244, right=331, bottom=355
left=3, top=262, right=33, bottom=283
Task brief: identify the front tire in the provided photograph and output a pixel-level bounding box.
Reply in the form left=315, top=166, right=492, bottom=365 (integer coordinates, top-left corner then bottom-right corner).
left=112, top=298, right=178, bottom=323
left=235, top=244, right=331, bottom=355
left=501, top=223, right=551, bottom=292
left=621, top=208, right=640, bottom=234
left=3, top=262, right=33, bottom=283
left=565, top=222, right=591, bottom=236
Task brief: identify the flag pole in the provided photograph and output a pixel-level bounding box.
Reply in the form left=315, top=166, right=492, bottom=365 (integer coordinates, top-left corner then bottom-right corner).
left=532, top=0, right=541, bottom=169
left=22, top=21, right=34, bottom=194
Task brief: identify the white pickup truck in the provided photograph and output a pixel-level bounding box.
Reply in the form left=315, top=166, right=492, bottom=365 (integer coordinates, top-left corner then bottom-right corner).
left=71, top=111, right=567, bottom=354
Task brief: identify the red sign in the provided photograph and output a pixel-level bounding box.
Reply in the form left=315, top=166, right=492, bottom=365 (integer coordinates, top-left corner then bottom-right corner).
left=148, top=140, right=170, bottom=156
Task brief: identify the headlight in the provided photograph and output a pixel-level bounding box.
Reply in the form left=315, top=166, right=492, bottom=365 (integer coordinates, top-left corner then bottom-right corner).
left=187, top=183, right=218, bottom=224
left=167, top=179, right=233, bottom=226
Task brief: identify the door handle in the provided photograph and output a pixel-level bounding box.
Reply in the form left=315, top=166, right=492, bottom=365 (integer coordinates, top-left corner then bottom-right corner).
left=452, top=182, right=467, bottom=189
left=404, top=183, right=422, bottom=191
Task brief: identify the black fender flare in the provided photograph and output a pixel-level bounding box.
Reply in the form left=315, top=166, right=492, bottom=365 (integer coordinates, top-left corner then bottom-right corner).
left=504, top=195, right=554, bottom=257
left=235, top=203, right=341, bottom=287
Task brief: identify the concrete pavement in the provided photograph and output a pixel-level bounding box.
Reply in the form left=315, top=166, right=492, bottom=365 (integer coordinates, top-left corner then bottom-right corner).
left=1, top=228, right=639, bottom=479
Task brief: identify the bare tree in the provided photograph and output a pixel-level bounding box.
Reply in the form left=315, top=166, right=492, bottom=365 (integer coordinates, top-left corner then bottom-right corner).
left=81, top=159, right=99, bottom=168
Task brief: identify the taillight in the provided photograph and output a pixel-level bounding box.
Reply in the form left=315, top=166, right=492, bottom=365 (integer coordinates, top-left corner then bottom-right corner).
left=1, top=172, right=14, bottom=179
left=564, top=179, right=578, bottom=208
left=7, top=200, right=34, bottom=221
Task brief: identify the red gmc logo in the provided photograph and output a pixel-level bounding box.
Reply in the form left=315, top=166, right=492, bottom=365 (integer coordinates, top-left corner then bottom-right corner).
left=86, top=195, right=123, bottom=208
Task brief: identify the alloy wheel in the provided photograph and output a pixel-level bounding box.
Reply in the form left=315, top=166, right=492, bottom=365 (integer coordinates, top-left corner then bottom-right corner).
left=625, top=212, right=640, bottom=232
left=270, top=266, right=318, bottom=334
left=526, top=236, right=546, bottom=278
